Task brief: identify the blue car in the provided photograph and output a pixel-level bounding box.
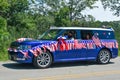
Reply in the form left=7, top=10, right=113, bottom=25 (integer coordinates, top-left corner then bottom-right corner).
left=8, top=27, right=118, bottom=68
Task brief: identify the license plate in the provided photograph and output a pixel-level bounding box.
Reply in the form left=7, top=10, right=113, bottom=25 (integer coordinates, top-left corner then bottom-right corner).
left=16, top=58, right=25, bottom=60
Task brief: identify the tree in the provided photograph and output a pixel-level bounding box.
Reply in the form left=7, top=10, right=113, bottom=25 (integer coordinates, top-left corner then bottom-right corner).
left=0, top=16, right=9, bottom=57
left=6, top=0, right=29, bottom=27
left=101, top=0, right=120, bottom=16
left=54, top=6, right=71, bottom=26
left=0, top=16, right=9, bottom=40
left=33, top=0, right=98, bottom=27
left=67, top=0, right=98, bottom=21
left=35, top=15, right=54, bottom=32
left=0, top=0, right=10, bottom=16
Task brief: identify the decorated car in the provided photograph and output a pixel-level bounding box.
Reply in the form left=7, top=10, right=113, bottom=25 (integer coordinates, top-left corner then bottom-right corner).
left=8, top=27, right=118, bottom=68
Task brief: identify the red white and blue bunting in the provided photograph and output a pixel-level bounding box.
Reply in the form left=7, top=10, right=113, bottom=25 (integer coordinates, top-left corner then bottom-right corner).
left=8, top=37, right=118, bottom=58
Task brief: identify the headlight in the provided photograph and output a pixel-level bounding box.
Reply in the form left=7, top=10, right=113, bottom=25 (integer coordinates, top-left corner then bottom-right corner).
left=18, top=45, right=32, bottom=50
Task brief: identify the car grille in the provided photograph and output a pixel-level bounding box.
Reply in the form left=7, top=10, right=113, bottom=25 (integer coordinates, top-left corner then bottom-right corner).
left=8, top=51, right=18, bottom=61
left=10, top=41, right=20, bottom=49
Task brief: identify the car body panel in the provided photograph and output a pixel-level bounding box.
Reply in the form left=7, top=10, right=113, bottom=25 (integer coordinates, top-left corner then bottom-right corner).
left=8, top=27, right=118, bottom=63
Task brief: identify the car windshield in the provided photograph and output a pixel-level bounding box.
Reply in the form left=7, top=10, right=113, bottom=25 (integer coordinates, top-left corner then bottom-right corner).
left=38, top=29, right=61, bottom=40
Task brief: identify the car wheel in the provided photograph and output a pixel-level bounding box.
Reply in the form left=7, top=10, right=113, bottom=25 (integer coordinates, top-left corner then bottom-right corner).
left=97, top=49, right=111, bottom=64
left=33, top=51, right=52, bottom=68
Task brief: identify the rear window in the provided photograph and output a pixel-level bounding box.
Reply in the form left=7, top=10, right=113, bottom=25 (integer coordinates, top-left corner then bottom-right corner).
left=81, top=30, right=93, bottom=40
left=80, top=30, right=115, bottom=40
left=93, top=30, right=115, bottom=39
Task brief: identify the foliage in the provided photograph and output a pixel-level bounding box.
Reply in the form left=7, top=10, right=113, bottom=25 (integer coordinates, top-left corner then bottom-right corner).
left=33, top=0, right=98, bottom=26
left=0, top=0, right=10, bottom=15
left=101, top=0, right=120, bottom=16
left=0, top=16, right=9, bottom=60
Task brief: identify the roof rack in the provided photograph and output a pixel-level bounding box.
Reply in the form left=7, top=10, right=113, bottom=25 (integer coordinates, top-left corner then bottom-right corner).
left=50, top=26, right=114, bottom=31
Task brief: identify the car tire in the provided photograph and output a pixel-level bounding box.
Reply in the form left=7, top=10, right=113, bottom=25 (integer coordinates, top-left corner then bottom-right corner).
left=97, top=49, right=111, bottom=64
left=33, top=51, right=52, bottom=68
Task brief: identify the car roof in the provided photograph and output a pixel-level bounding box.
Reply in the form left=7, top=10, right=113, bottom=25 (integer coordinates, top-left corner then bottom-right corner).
left=50, top=27, right=114, bottom=31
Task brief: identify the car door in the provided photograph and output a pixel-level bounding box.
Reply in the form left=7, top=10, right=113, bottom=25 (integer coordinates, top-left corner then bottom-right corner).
left=80, top=30, right=97, bottom=60
left=54, top=29, right=84, bottom=62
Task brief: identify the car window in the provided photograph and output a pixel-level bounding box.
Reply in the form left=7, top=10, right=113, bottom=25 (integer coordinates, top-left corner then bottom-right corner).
left=62, top=30, right=77, bottom=40
left=38, top=29, right=61, bottom=40
left=81, top=30, right=93, bottom=40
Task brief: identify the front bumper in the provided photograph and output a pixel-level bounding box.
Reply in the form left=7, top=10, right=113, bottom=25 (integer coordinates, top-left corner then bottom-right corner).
left=8, top=51, right=33, bottom=63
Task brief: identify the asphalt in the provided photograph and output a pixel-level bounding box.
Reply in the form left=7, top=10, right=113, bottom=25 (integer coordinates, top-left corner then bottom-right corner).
left=0, top=57, right=120, bottom=80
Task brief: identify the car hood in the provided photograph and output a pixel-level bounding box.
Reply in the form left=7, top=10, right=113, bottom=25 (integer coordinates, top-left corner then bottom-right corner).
left=10, top=38, right=56, bottom=49
left=20, top=40, right=56, bottom=47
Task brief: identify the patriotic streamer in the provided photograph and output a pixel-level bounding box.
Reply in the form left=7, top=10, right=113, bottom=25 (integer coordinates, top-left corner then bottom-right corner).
left=115, top=42, right=118, bottom=48
left=19, top=50, right=30, bottom=58
left=92, top=35, right=101, bottom=47
left=86, top=42, right=94, bottom=49
left=8, top=38, right=118, bottom=58
left=29, top=46, right=43, bottom=57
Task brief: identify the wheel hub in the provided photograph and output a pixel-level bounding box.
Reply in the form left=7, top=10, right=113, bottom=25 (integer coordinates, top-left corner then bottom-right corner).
left=37, top=52, right=50, bottom=67
left=99, top=50, right=110, bottom=64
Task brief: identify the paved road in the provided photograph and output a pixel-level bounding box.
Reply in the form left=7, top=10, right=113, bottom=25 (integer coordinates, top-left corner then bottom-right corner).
left=0, top=57, right=120, bottom=80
